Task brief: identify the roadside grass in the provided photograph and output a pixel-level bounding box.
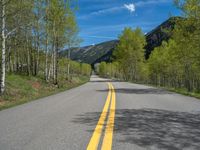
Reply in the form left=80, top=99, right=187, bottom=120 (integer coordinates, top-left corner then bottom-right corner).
left=109, top=77, right=200, bottom=100
left=0, top=74, right=89, bottom=111
left=142, top=82, right=200, bottom=99
left=167, top=88, right=200, bottom=99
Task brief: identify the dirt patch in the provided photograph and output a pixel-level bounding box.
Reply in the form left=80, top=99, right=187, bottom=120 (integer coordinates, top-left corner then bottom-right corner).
left=32, top=82, right=41, bottom=89
left=0, top=99, right=6, bottom=106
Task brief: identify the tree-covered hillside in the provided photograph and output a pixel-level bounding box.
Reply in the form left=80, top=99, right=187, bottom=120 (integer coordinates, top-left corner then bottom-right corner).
left=145, top=17, right=181, bottom=59
left=60, top=40, right=118, bottom=65
left=61, top=17, right=179, bottom=65
left=97, top=0, right=200, bottom=97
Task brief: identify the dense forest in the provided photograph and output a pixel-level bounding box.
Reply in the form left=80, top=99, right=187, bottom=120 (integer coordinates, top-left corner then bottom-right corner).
left=97, top=0, right=200, bottom=94
left=0, top=0, right=91, bottom=95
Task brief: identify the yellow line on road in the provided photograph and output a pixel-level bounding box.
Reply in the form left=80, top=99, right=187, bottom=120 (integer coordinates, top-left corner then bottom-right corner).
left=101, top=84, right=116, bottom=150
left=87, top=83, right=112, bottom=150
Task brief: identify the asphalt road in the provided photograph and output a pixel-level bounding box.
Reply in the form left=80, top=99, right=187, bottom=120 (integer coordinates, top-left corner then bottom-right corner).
left=0, top=75, right=200, bottom=150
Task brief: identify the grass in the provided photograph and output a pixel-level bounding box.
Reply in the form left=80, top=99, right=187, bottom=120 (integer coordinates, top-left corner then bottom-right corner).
left=143, top=82, right=200, bottom=99
left=167, top=87, right=200, bottom=99
left=141, top=82, right=200, bottom=99
left=109, top=77, right=200, bottom=100
left=0, top=74, right=89, bottom=111
left=98, top=75, right=200, bottom=100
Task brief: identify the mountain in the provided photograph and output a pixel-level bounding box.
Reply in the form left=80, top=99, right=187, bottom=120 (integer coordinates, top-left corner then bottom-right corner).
left=60, top=17, right=179, bottom=65
left=145, top=17, right=179, bottom=59
left=60, top=40, right=118, bottom=65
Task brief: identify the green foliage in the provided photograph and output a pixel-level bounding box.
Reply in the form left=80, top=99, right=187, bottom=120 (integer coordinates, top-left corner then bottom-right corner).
left=146, top=0, right=200, bottom=92
left=47, top=0, right=74, bottom=47
left=97, top=0, right=200, bottom=95
left=0, top=0, right=91, bottom=95
left=113, top=27, right=146, bottom=81
left=97, top=61, right=121, bottom=79
left=0, top=74, right=89, bottom=110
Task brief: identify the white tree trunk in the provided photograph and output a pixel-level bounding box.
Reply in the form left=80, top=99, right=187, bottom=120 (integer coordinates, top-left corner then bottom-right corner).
left=53, top=42, right=56, bottom=82
left=1, top=0, right=6, bottom=94
left=27, top=39, right=31, bottom=76
left=45, top=35, right=48, bottom=81
left=67, top=48, right=70, bottom=76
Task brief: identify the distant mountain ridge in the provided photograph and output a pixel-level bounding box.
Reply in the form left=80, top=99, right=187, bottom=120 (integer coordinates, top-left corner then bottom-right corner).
left=60, top=17, right=179, bottom=65
left=145, top=17, right=179, bottom=58
left=60, top=40, right=118, bottom=65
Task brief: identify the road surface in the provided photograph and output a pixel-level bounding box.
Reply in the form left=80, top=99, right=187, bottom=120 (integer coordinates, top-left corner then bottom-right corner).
left=0, top=75, right=200, bottom=150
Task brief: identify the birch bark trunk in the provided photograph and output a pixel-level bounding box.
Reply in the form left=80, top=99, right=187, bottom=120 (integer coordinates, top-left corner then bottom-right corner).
left=1, top=0, right=6, bottom=94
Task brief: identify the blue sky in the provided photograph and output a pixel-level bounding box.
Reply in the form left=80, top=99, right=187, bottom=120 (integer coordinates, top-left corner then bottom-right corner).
left=76, top=0, right=181, bottom=46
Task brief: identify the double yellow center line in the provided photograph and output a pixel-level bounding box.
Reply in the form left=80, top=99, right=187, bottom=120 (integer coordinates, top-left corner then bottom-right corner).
left=87, top=83, right=116, bottom=150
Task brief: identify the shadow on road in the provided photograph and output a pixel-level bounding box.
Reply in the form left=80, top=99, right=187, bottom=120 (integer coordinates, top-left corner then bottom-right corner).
left=97, top=88, right=173, bottom=95
left=90, top=80, right=122, bottom=83
left=90, top=80, right=113, bottom=83
left=72, top=109, right=200, bottom=150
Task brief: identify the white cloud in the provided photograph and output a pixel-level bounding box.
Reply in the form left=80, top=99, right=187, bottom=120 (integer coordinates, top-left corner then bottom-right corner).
left=124, top=4, right=135, bottom=13
left=90, top=6, right=124, bottom=16
left=135, top=0, right=169, bottom=7
left=78, top=0, right=170, bottom=20
left=78, top=6, right=124, bottom=19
